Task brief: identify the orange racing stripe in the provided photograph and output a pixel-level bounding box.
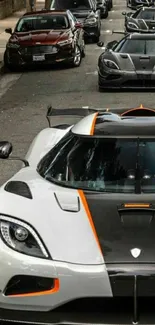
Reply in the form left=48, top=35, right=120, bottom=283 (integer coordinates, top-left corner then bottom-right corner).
left=78, top=190, right=102, bottom=254
left=7, top=278, right=60, bottom=297
left=90, top=112, right=98, bottom=135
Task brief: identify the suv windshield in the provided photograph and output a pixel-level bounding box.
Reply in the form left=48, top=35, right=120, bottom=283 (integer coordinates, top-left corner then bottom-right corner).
left=115, top=39, right=155, bottom=54
left=50, top=0, right=91, bottom=10
left=38, top=133, right=155, bottom=193
left=16, top=15, right=69, bottom=32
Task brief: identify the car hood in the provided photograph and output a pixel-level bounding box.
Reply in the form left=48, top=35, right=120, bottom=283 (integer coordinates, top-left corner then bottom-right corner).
left=10, top=29, right=71, bottom=45
left=70, top=9, right=94, bottom=19
left=103, top=51, right=155, bottom=71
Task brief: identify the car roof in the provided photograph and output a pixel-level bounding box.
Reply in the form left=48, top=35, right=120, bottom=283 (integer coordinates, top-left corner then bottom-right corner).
left=127, top=33, right=155, bottom=40
left=71, top=109, right=155, bottom=137
left=23, top=10, right=68, bottom=17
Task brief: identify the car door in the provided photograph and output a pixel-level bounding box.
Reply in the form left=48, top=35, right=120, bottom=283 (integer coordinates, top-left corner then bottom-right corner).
left=67, top=10, right=84, bottom=50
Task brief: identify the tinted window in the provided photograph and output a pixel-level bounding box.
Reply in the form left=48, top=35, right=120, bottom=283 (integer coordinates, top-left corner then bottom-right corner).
left=115, top=39, right=155, bottom=54
left=50, top=0, right=91, bottom=10
left=16, top=15, right=69, bottom=32
left=38, top=135, right=155, bottom=193
left=137, top=9, right=155, bottom=19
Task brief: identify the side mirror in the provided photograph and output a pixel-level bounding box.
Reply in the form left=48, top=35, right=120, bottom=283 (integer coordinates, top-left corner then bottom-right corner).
left=122, top=11, right=126, bottom=15
left=106, top=40, right=118, bottom=49
left=5, top=28, right=12, bottom=35
left=0, top=141, right=12, bottom=159
left=126, top=12, right=133, bottom=17
left=75, top=21, right=83, bottom=29
left=97, top=41, right=104, bottom=47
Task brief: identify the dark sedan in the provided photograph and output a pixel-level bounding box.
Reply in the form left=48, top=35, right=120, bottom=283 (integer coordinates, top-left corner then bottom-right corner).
left=4, top=10, right=85, bottom=71
left=49, top=0, right=101, bottom=42
left=98, top=33, right=155, bottom=90
left=123, top=7, right=155, bottom=32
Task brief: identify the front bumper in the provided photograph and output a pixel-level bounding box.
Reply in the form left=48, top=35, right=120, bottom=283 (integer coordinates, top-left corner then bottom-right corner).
left=7, top=46, right=75, bottom=67
left=98, top=67, right=155, bottom=88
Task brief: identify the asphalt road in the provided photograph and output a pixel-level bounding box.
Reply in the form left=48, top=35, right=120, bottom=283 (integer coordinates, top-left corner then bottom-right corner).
left=0, top=0, right=154, bottom=184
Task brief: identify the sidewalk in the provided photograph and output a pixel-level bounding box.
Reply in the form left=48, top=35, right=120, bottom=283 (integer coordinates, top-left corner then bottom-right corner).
left=0, top=0, right=45, bottom=72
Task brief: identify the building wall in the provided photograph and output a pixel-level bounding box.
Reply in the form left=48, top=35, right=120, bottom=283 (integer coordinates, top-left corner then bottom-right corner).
left=0, top=0, right=25, bottom=19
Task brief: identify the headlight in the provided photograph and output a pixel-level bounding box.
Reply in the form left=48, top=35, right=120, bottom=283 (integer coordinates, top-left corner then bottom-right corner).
left=7, top=43, right=20, bottom=49
left=104, top=59, right=119, bottom=69
left=0, top=216, right=49, bottom=259
left=127, top=22, right=138, bottom=29
left=57, top=38, right=72, bottom=46
left=85, top=17, right=97, bottom=25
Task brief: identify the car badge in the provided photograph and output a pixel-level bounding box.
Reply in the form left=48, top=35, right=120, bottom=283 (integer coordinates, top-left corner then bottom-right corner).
left=130, top=248, right=141, bottom=258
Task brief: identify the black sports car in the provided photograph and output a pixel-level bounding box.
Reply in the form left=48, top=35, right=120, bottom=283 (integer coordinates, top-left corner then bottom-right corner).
left=127, top=0, right=154, bottom=9
left=98, top=33, right=155, bottom=90
left=123, top=7, right=155, bottom=32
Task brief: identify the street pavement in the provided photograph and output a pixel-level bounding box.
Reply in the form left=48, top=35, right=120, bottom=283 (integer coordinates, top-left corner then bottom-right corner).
left=0, top=0, right=154, bottom=185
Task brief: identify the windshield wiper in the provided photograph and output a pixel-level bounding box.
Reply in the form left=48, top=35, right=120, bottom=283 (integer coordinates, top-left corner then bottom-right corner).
left=135, top=137, right=141, bottom=194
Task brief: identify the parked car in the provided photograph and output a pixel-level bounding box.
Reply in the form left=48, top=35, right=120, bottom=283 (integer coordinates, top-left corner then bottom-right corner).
left=0, top=106, right=155, bottom=324
left=98, top=33, right=155, bottom=90
left=96, top=0, right=109, bottom=18
left=4, top=9, right=85, bottom=71
left=127, top=0, right=154, bottom=9
left=123, top=7, right=155, bottom=33
left=49, top=0, right=101, bottom=42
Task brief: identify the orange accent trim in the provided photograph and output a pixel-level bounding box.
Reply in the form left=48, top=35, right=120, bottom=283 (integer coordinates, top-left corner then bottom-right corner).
left=7, top=279, right=60, bottom=298
left=139, top=104, right=144, bottom=108
left=124, top=203, right=150, bottom=208
left=78, top=190, right=102, bottom=254
left=90, top=112, right=98, bottom=135
left=121, top=106, right=155, bottom=116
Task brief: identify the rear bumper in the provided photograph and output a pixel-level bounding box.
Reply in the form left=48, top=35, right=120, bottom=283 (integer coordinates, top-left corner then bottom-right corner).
left=98, top=68, right=155, bottom=88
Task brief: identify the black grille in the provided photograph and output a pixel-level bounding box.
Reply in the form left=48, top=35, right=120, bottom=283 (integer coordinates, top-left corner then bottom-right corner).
left=122, top=79, right=155, bottom=88
left=21, top=45, right=57, bottom=55
left=4, top=181, right=32, bottom=199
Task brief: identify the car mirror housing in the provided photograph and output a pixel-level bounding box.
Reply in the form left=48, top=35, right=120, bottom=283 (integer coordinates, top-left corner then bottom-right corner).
left=0, top=141, right=12, bottom=159
left=97, top=41, right=104, bottom=47
left=5, top=28, right=12, bottom=35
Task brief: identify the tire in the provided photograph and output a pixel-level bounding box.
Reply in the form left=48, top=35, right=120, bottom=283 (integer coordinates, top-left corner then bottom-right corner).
left=71, top=45, right=82, bottom=67
left=81, top=39, right=86, bottom=58
left=4, top=51, right=17, bottom=72
left=102, top=10, right=108, bottom=18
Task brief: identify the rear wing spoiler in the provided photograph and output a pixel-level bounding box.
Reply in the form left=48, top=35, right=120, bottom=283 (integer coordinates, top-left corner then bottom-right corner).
left=46, top=105, right=155, bottom=128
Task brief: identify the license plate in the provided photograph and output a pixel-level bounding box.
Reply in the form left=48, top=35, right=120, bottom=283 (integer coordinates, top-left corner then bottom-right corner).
left=33, top=55, right=45, bottom=61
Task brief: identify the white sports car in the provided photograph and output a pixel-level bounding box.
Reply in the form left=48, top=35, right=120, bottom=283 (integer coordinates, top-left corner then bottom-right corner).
left=0, top=105, right=155, bottom=324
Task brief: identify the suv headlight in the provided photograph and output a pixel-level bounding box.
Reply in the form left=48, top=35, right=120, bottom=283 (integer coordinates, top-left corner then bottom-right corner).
left=57, top=38, right=72, bottom=46
left=7, top=43, right=20, bottom=49
left=104, top=59, right=119, bottom=69
left=85, top=17, right=97, bottom=25
left=127, top=22, right=138, bottom=29
left=0, top=216, right=49, bottom=259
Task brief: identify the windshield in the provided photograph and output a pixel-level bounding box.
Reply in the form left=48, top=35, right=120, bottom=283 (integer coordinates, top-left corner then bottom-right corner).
left=115, top=39, right=155, bottom=54
left=136, top=9, right=155, bottom=19
left=15, top=15, right=69, bottom=32
left=37, top=133, right=155, bottom=193
left=50, top=0, right=91, bottom=10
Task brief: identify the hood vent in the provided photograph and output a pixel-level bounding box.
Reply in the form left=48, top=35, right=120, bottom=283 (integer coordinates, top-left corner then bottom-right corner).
left=4, top=181, right=32, bottom=199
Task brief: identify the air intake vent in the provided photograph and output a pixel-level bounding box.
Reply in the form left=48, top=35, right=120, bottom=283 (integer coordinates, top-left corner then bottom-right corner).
left=4, top=181, right=32, bottom=199
left=121, top=108, right=155, bottom=117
